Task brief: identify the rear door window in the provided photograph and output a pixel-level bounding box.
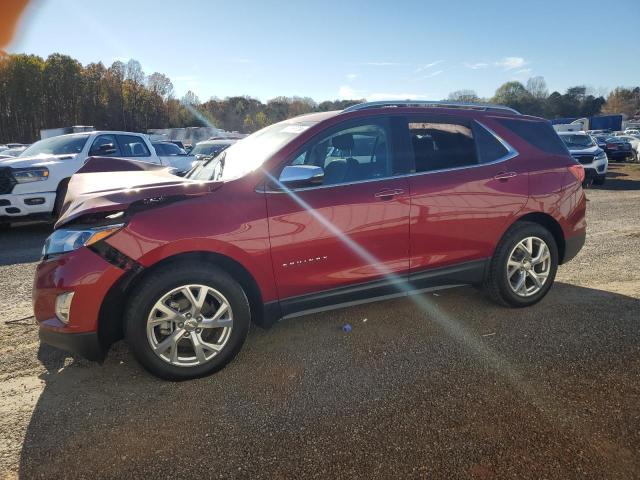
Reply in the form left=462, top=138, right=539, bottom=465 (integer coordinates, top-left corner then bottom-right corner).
left=117, top=135, right=151, bottom=157
left=406, top=117, right=478, bottom=172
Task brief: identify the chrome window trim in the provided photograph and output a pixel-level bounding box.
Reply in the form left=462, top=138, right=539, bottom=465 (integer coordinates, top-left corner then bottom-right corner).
left=261, top=119, right=519, bottom=193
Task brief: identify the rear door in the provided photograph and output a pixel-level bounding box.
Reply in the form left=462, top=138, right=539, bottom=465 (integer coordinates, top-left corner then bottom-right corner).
left=402, top=115, right=528, bottom=283
left=116, top=134, right=161, bottom=163
left=265, top=117, right=412, bottom=313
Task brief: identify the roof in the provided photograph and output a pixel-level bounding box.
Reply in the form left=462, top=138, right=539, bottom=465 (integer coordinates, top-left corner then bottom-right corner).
left=285, top=111, right=341, bottom=124
left=342, top=100, right=520, bottom=115
left=44, top=131, right=149, bottom=138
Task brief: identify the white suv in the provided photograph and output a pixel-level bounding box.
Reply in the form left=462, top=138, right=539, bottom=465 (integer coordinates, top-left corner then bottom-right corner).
left=557, top=132, right=608, bottom=185
left=0, top=131, right=178, bottom=222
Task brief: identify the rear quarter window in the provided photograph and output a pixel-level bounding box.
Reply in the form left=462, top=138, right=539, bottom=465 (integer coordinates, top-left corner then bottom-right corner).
left=472, top=122, right=509, bottom=163
left=496, top=118, right=569, bottom=155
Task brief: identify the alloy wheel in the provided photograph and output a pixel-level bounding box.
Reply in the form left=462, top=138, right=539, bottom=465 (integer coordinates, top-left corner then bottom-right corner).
left=146, top=284, right=233, bottom=367
left=506, top=236, right=551, bottom=297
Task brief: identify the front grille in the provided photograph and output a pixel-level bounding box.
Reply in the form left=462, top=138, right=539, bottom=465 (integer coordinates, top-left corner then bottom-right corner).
left=573, top=155, right=594, bottom=165
left=0, top=168, right=16, bottom=195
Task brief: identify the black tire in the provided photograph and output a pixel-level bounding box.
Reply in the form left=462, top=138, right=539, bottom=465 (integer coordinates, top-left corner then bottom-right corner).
left=593, top=175, right=606, bottom=186
left=484, top=221, right=559, bottom=308
left=125, top=262, right=251, bottom=380
left=53, top=178, right=70, bottom=218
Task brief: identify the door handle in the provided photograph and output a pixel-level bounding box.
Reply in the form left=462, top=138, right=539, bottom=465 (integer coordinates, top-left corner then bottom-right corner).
left=493, top=171, right=517, bottom=181
left=374, top=188, right=404, bottom=200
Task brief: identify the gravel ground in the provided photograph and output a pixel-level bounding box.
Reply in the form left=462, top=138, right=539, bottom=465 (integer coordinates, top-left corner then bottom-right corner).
left=1, top=164, right=639, bottom=479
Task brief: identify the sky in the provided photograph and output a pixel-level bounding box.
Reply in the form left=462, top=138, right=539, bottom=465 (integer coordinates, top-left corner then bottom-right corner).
left=7, top=0, right=640, bottom=103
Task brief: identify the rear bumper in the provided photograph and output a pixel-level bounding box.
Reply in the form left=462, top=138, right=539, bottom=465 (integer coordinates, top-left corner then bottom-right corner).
left=38, top=328, right=105, bottom=361
left=562, top=230, right=586, bottom=264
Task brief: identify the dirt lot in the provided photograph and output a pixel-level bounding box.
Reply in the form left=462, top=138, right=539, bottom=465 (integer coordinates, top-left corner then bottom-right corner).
left=1, top=164, right=639, bottom=479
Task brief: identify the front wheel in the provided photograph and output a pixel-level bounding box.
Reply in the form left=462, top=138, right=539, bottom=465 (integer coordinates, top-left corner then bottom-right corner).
left=484, top=222, right=559, bottom=307
left=125, top=263, right=251, bottom=380
left=593, top=174, right=606, bottom=186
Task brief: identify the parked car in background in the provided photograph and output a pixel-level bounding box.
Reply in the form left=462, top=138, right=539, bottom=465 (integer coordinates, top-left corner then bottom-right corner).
left=558, top=132, right=607, bottom=185
left=587, top=129, right=612, bottom=136
left=602, top=136, right=635, bottom=162
left=614, top=135, right=640, bottom=160
left=0, top=131, right=168, bottom=223
left=6, top=143, right=29, bottom=148
left=190, top=138, right=238, bottom=160
left=34, top=101, right=587, bottom=379
left=0, top=146, right=28, bottom=158
left=624, top=128, right=640, bottom=136
left=152, top=141, right=196, bottom=175
left=591, top=134, right=608, bottom=150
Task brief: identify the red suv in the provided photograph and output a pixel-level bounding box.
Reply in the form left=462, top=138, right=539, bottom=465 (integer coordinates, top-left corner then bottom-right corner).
left=34, top=101, right=586, bottom=379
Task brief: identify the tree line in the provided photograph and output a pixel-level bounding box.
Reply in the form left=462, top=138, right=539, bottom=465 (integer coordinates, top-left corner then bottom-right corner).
left=449, top=76, right=640, bottom=120
left=1, top=53, right=639, bottom=143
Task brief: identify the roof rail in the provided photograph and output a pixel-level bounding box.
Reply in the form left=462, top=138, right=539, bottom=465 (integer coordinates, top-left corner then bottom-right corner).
left=342, top=100, right=520, bottom=115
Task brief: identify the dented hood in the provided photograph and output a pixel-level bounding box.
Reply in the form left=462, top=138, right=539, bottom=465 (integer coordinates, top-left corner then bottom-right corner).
left=56, top=157, right=220, bottom=228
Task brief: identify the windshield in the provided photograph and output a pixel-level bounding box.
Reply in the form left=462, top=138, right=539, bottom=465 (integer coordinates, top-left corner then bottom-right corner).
left=187, top=122, right=309, bottom=181
left=190, top=143, right=230, bottom=156
left=21, top=134, right=90, bottom=156
left=560, top=134, right=595, bottom=149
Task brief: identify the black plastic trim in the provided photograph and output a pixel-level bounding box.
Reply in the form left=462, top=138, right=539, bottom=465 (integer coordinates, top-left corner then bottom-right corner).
left=562, top=231, right=585, bottom=264
left=39, top=328, right=105, bottom=362
left=278, top=259, right=488, bottom=319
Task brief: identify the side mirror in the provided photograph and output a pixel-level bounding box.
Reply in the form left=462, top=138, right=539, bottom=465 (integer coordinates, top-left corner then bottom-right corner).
left=278, top=165, right=324, bottom=188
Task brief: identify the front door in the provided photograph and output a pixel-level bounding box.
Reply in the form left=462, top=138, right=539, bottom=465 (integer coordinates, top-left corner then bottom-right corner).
left=265, top=117, right=411, bottom=314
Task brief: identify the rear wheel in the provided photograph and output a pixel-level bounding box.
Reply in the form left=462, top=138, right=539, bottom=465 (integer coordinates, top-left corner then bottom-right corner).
left=484, top=222, right=558, bottom=307
left=125, top=263, right=251, bottom=380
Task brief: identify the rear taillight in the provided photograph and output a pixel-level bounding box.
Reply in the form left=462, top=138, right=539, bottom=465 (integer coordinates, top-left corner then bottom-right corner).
left=568, top=164, right=585, bottom=183
left=606, top=143, right=617, bottom=149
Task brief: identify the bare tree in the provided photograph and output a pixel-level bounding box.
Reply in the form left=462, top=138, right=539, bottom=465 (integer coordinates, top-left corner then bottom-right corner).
left=526, top=76, right=548, bottom=99
left=447, top=89, right=480, bottom=103
left=147, top=72, right=174, bottom=100
left=125, top=59, right=145, bottom=85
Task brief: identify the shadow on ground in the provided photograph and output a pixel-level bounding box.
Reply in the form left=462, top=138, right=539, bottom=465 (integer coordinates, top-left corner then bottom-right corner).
left=590, top=163, right=640, bottom=191
left=0, top=222, right=52, bottom=266
left=19, top=283, right=640, bottom=479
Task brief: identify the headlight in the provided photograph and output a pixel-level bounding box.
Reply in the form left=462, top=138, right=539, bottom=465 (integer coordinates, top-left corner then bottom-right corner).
left=595, top=151, right=607, bottom=161
left=42, top=224, right=125, bottom=258
left=13, top=167, right=49, bottom=183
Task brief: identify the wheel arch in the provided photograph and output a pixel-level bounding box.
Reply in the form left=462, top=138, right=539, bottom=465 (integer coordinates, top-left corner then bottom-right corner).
left=97, top=250, right=277, bottom=353
left=509, top=212, right=566, bottom=263
left=53, top=177, right=71, bottom=216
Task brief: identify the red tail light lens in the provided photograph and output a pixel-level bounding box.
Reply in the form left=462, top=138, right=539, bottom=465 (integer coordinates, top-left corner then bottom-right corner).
left=568, top=164, right=585, bottom=183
